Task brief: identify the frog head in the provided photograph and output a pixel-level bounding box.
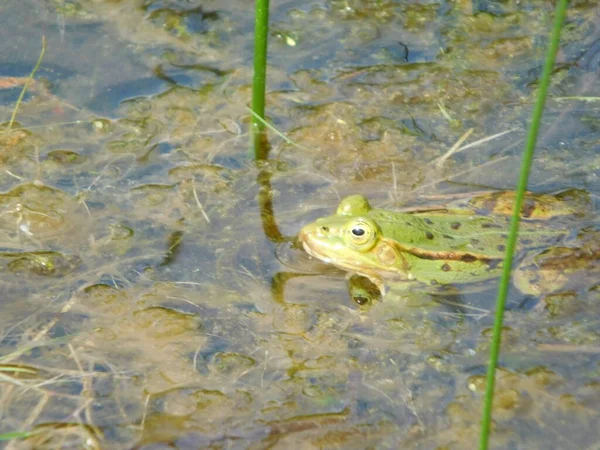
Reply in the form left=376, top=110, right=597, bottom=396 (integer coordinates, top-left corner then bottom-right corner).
left=299, top=196, right=406, bottom=282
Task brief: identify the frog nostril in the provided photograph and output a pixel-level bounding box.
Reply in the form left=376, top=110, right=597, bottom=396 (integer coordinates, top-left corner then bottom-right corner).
left=320, top=226, right=329, bottom=232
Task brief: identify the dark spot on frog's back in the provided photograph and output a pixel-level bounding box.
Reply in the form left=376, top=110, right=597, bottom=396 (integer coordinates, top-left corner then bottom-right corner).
left=460, top=254, right=477, bottom=262
left=521, top=239, right=533, bottom=245
left=521, top=200, right=536, bottom=218
left=441, top=263, right=451, bottom=272
left=425, top=232, right=434, bottom=240
left=451, top=222, right=461, bottom=230
left=424, top=218, right=434, bottom=225
left=497, top=244, right=506, bottom=251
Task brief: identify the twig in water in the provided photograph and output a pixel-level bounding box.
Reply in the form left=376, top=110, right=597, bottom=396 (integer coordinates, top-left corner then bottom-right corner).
left=434, top=128, right=474, bottom=168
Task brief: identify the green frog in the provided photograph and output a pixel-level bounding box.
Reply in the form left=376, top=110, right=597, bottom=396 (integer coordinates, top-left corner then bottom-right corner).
left=298, top=191, right=597, bottom=305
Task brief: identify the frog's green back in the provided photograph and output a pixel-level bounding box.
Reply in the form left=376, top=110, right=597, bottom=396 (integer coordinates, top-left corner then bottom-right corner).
left=399, top=250, right=502, bottom=285
left=369, top=207, right=561, bottom=260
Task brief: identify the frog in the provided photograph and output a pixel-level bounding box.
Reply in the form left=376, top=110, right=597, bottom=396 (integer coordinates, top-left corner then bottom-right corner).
left=298, top=191, right=594, bottom=306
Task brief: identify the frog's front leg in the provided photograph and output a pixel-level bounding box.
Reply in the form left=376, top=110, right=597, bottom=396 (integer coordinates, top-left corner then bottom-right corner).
left=346, top=273, right=425, bottom=307
left=346, top=274, right=382, bottom=306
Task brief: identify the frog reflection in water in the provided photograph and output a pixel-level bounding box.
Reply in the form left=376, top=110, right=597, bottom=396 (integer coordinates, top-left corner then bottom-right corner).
left=298, top=192, right=597, bottom=305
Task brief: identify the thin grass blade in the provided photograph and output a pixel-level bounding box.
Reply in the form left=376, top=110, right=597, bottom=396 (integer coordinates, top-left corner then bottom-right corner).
left=479, top=1, right=569, bottom=449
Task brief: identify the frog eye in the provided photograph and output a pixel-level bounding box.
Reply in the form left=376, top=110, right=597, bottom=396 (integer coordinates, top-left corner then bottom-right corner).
left=345, top=218, right=378, bottom=251
left=351, top=227, right=365, bottom=236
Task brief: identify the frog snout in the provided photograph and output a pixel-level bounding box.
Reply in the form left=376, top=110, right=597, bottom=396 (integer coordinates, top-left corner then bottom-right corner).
left=300, top=222, right=327, bottom=239
left=297, top=226, right=310, bottom=245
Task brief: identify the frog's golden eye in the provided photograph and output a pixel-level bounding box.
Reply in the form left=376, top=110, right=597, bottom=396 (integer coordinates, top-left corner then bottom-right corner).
left=344, top=218, right=379, bottom=251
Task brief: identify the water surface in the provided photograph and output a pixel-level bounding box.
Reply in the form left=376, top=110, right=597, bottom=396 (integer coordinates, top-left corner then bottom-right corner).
left=0, top=1, right=599, bottom=448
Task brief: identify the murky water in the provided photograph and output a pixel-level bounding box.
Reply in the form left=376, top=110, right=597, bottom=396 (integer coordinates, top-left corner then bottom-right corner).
left=0, top=0, right=598, bottom=448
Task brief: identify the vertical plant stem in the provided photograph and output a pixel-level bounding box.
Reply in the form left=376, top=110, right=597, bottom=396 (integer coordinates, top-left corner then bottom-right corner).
left=252, top=0, right=270, bottom=160
left=7, top=36, right=46, bottom=131
left=251, top=1, right=286, bottom=245
left=478, top=1, right=569, bottom=449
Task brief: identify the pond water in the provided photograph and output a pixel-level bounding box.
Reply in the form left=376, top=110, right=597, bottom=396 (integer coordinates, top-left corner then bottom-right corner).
left=0, top=0, right=599, bottom=448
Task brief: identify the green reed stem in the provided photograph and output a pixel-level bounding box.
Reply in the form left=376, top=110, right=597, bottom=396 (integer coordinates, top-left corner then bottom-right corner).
left=478, top=1, right=569, bottom=449
left=7, top=36, right=46, bottom=131
left=0, top=431, right=31, bottom=441
left=252, top=0, right=270, bottom=159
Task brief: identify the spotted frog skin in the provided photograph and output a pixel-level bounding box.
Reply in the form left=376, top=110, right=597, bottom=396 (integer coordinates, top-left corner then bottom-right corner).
left=298, top=192, right=592, bottom=300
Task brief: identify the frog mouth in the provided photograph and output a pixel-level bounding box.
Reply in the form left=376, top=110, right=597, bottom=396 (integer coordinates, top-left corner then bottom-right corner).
left=299, top=229, right=350, bottom=267
left=301, top=235, right=375, bottom=274
left=298, top=230, right=327, bottom=260
left=301, top=239, right=334, bottom=264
